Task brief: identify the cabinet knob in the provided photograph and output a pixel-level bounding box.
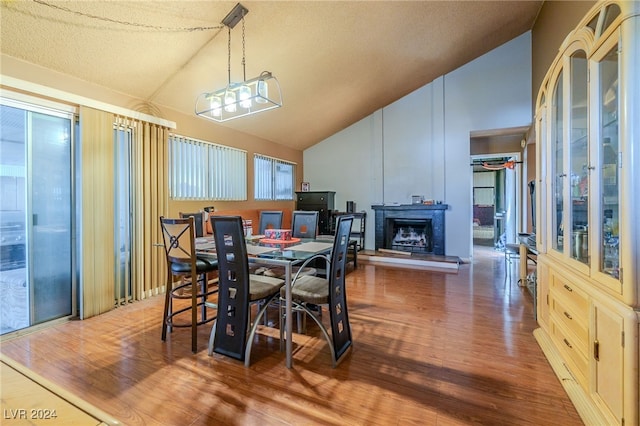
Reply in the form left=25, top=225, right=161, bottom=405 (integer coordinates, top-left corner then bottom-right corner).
left=563, top=311, right=573, bottom=320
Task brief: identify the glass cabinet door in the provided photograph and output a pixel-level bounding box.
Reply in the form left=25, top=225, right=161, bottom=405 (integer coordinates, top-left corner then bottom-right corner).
left=598, top=45, right=619, bottom=279
left=551, top=71, right=564, bottom=253
left=569, top=51, right=589, bottom=265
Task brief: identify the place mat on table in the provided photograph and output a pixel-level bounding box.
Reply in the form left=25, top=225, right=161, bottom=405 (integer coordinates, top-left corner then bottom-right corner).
left=196, top=241, right=216, bottom=250
left=247, top=245, right=278, bottom=255
left=289, top=241, right=333, bottom=252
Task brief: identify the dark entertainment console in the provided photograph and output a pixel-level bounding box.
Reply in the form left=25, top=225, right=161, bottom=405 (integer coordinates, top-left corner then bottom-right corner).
left=372, top=204, right=448, bottom=256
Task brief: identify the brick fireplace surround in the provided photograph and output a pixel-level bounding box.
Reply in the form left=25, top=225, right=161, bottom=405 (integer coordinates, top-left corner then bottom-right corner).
left=372, top=204, right=448, bottom=256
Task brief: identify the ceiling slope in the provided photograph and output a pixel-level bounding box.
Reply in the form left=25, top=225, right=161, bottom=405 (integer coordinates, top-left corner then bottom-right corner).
left=0, top=1, right=542, bottom=150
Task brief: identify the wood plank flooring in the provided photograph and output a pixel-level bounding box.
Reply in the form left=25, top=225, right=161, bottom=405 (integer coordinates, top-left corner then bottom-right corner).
left=0, top=246, right=583, bottom=425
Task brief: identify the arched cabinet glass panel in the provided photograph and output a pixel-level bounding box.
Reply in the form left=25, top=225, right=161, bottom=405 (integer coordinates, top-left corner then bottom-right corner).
left=598, top=45, right=619, bottom=279
left=601, top=4, right=621, bottom=34
left=551, top=71, right=564, bottom=253
left=569, top=50, right=589, bottom=264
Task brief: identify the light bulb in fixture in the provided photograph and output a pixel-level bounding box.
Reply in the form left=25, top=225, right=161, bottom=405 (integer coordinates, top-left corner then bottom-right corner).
left=224, top=90, right=237, bottom=113
left=256, top=79, right=268, bottom=104
left=239, top=85, right=252, bottom=108
left=209, top=95, right=222, bottom=117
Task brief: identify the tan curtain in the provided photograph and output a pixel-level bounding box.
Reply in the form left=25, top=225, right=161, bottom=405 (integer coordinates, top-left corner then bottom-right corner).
left=80, top=107, right=116, bottom=317
left=131, top=120, right=168, bottom=300
left=80, top=107, right=169, bottom=318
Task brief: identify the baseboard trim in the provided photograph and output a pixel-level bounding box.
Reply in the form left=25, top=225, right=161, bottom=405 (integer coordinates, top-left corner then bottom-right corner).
left=359, top=253, right=459, bottom=271
left=533, top=328, right=609, bottom=426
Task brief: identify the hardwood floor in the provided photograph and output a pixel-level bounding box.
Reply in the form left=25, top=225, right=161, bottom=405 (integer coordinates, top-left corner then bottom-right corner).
left=0, top=246, right=583, bottom=425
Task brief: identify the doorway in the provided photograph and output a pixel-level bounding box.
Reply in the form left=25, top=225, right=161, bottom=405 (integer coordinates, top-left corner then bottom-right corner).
left=471, top=154, right=521, bottom=251
left=469, top=125, right=528, bottom=257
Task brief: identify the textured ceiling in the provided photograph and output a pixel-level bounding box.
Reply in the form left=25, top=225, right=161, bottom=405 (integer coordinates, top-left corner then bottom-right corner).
left=0, top=1, right=542, bottom=150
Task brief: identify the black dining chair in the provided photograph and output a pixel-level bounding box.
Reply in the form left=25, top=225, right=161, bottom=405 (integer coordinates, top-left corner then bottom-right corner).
left=159, top=216, right=218, bottom=353
left=255, top=210, right=319, bottom=281
left=179, top=212, right=205, bottom=238
left=208, top=216, right=285, bottom=365
left=291, top=210, right=319, bottom=238
left=279, top=215, right=354, bottom=367
left=258, top=210, right=283, bottom=235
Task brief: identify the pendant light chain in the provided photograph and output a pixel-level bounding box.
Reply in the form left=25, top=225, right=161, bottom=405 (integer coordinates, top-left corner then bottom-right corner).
left=241, top=14, right=247, bottom=82
left=227, top=26, right=232, bottom=85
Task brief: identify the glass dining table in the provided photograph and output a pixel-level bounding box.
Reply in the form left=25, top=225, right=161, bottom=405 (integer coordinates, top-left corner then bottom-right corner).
left=196, top=236, right=333, bottom=368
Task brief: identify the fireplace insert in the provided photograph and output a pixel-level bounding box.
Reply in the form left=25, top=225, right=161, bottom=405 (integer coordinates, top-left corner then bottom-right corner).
left=386, top=218, right=433, bottom=253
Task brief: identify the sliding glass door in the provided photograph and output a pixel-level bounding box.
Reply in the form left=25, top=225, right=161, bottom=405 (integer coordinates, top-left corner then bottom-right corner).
left=0, top=98, right=75, bottom=333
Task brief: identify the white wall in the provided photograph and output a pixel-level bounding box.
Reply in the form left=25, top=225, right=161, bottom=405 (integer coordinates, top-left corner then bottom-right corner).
left=304, top=32, right=532, bottom=259
left=444, top=33, right=531, bottom=258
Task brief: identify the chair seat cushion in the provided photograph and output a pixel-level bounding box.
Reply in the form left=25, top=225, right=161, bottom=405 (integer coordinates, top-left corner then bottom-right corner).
left=255, top=266, right=317, bottom=279
left=249, top=274, right=285, bottom=301
left=282, top=275, right=328, bottom=305
left=171, top=258, right=217, bottom=274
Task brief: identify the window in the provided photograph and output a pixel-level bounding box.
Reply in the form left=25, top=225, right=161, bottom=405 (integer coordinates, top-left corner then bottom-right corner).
left=254, top=154, right=295, bottom=200
left=169, top=134, right=246, bottom=200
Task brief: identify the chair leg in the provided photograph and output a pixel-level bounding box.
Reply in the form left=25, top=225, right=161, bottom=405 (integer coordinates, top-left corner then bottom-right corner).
left=207, top=320, right=217, bottom=356
left=192, top=279, right=198, bottom=353
left=279, top=298, right=285, bottom=353
left=245, top=293, right=280, bottom=367
left=161, top=275, right=172, bottom=341
left=296, top=302, right=336, bottom=367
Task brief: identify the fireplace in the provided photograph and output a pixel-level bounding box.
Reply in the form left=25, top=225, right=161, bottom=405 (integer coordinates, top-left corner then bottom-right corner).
left=387, top=218, right=433, bottom=253
left=372, top=204, right=447, bottom=255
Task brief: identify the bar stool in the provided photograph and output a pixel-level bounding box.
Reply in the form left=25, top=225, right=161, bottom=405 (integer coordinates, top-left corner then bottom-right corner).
left=159, top=216, right=218, bottom=353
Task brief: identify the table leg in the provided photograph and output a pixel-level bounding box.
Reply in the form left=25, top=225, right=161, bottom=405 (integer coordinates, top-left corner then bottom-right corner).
left=285, top=262, right=292, bottom=368
left=519, top=243, right=528, bottom=286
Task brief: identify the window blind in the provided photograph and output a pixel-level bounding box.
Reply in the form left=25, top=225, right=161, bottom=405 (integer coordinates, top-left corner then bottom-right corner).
left=254, top=154, right=295, bottom=200
left=170, top=135, right=246, bottom=200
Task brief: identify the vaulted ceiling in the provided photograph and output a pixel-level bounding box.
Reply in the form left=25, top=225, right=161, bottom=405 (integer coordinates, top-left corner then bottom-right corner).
left=0, top=1, right=542, bottom=150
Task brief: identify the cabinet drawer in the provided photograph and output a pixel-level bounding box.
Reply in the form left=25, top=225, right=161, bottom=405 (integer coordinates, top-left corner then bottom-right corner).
left=550, top=295, right=588, bottom=356
left=550, top=321, right=588, bottom=390
left=296, top=192, right=334, bottom=206
left=551, top=274, right=589, bottom=316
left=298, top=204, right=328, bottom=212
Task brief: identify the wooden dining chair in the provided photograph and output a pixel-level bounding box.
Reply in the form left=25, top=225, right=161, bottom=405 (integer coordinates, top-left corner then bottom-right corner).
left=279, top=215, right=354, bottom=367
left=208, top=216, right=285, bottom=365
left=159, top=216, right=218, bottom=353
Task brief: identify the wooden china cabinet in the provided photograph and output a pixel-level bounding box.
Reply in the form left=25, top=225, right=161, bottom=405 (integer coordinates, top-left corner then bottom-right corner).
left=534, top=1, right=639, bottom=425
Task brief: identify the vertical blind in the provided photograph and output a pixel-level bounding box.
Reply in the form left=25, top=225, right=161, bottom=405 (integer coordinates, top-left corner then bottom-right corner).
left=169, top=134, right=246, bottom=200
left=80, top=109, right=169, bottom=318
left=254, top=154, right=295, bottom=200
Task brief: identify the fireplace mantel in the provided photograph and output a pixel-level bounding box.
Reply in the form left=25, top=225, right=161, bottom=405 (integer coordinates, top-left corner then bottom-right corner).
left=372, top=204, right=448, bottom=255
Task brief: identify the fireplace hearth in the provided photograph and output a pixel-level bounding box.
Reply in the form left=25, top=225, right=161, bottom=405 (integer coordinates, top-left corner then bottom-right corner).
left=372, top=204, right=447, bottom=255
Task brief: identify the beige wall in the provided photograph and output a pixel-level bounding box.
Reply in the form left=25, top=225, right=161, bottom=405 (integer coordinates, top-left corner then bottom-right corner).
left=527, top=0, right=595, bottom=233
left=0, top=54, right=303, bottom=218
left=532, top=0, right=596, bottom=109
